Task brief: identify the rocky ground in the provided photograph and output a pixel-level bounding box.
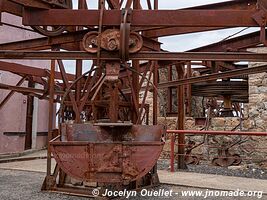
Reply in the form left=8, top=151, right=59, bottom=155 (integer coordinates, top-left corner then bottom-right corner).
left=0, top=169, right=265, bottom=200
left=157, top=159, right=267, bottom=180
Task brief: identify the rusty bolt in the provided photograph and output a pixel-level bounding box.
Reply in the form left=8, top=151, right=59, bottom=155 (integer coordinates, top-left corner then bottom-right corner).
left=91, top=39, right=97, bottom=44
left=107, top=39, right=117, bottom=51
left=129, top=39, right=135, bottom=46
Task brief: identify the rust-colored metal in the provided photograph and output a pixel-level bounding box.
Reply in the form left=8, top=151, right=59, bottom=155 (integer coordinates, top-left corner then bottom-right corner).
left=0, top=76, right=26, bottom=109
left=47, top=57, right=56, bottom=177
left=2, top=0, right=267, bottom=197
left=168, top=129, right=267, bottom=172
left=177, top=64, right=186, bottom=169
left=25, top=79, right=34, bottom=150
left=212, top=149, right=242, bottom=167
left=51, top=124, right=164, bottom=184
left=167, top=130, right=267, bottom=136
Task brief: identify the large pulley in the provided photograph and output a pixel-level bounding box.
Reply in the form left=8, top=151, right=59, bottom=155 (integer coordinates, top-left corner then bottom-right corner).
left=82, top=9, right=143, bottom=62
left=31, top=0, right=72, bottom=36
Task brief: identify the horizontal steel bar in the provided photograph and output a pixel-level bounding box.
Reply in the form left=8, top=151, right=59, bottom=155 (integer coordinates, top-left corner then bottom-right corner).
left=50, top=141, right=163, bottom=146
left=0, top=61, right=75, bottom=80
left=159, top=64, right=267, bottom=88
left=1, top=51, right=267, bottom=61
left=167, top=130, right=267, bottom=136
left=22, top=9, right=259, bottom=27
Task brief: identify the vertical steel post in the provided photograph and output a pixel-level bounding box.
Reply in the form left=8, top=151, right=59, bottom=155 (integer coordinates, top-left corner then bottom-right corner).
left=167, top=65, right=172, bottom=113
left=153, top=61, right=158, bottom=125
left=177, top=64, right=186, bottom=169
left=154, top=0, right=158, bottom=10
left=186, top=62, right=192, bottom=116
left=75, top=0, right=86, bottom=112
left=25, top=79, right=34, bottom=150
left=47, top=55, right=56, bottom=176
left=75, top=60, right=82, bottom=103
left=132, top=60, right=140, bottom=123
left=170, top=133, right=175, bottom=172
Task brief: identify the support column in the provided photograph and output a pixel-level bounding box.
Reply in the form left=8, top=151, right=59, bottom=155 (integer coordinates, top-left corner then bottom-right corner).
left=132, top=60, right=140, bottom=123
left=186, top=62, right=192, bottom=116
left=167, top=65, right=172, bottom=113
left=47, top=58, right=56, bottom=176
left=25, top=80, right=34, bottom=150
left=153, top=61, right=158, bottom=125
left=177, top=64, right=186, bottom=169
left=75, top=60, right=82, bottom=103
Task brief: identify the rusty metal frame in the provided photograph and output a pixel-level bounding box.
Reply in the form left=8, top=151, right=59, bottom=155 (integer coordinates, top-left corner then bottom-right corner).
left=1, top=0, right=267, bottom=197
left=167, top=130, right=267, bottom=172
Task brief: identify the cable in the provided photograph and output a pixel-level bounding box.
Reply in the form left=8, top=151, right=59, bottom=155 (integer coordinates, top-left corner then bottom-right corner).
left=219, top=27, right=250, bottom=43
left=121, top=63, right=167, bottom=121
left=58, top=66, right=99, bottom=122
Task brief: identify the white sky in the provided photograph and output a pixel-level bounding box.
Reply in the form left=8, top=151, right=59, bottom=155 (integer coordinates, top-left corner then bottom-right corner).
left=64, top=0, right=258, bottom=73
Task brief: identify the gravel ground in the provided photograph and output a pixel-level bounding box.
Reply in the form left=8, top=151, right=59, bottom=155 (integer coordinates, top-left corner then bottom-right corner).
left=0, top=169, right=266, bottom=200
left=0, top=169, right=86, bottom=200
left=157, top=159, right=267, bottom=180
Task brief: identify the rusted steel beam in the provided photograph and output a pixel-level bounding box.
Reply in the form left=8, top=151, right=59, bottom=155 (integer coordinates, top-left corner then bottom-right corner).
left=170, top=133, right=175, bottom=172
left=144, top=27, right=225, bottom=38
left=144, top=0, right=257, bottom=37
left=186, top=62, right=192, bottom=116
left=159, top=64, right=267, bottom=88
left=75, top=60, right=82, bottom=102
left=0, top=61, right=75, bottom=80
left=0, top=83, right=48, bottom=94
left=22, top=9, right=259, bottom=27
left=0, top=30, right=87, bottom=50
left=0, top=76, right=26, bottom=109
left=187, top=0, right=256, bottom=10
left=25, top=79, right=34, bottom=150
left=131, top=60, right=140, bottom=123
left=0, top=31, right=160, bottom=51
left=2, top=0, right=23, bottom=16
left=137, top=62, right=154, bottom=124
left=166, top=129, right=267, bottom=136
left=153, top=62, right=158, bottom=125
left=57, top=60, right=80, bottom=122
left=47, top=58, right=55, bottom=176
left=177, top=64, right=186, bottom=169
left=106, top=0, right=120, bottom=9
left=190, top=30, right=264, bottom=52
left=2, top=51, right=267, bottom=61
left=8, top=0, right=51, bottom=9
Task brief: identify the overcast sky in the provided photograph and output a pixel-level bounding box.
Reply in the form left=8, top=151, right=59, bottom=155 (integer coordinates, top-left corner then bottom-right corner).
left=70, top=0, right=258, bottom=51
left=64, top=0, right=258, bottom=73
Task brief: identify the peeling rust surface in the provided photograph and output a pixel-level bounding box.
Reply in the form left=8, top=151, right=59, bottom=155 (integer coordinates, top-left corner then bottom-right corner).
left=51, top=124, right=164, bottom=183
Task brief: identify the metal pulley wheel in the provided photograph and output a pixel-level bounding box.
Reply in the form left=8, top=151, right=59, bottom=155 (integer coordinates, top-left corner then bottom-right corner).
left=82, top=31, right=99, bottom=53
left=212, top=149, right=242, bottom=167
left=185, top=155, right=200, bottom=165
left=82, top=29, right=143, bottom=56
left=31, top=0, right=72, bottom=36
left=129, top=32, right=143, bottom=53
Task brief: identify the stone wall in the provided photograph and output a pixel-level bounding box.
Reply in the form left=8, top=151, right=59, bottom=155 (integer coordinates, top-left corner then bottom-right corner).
left=142, top=49, right=267, bottom=167
left=158, top=113, right=266, bottom=166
